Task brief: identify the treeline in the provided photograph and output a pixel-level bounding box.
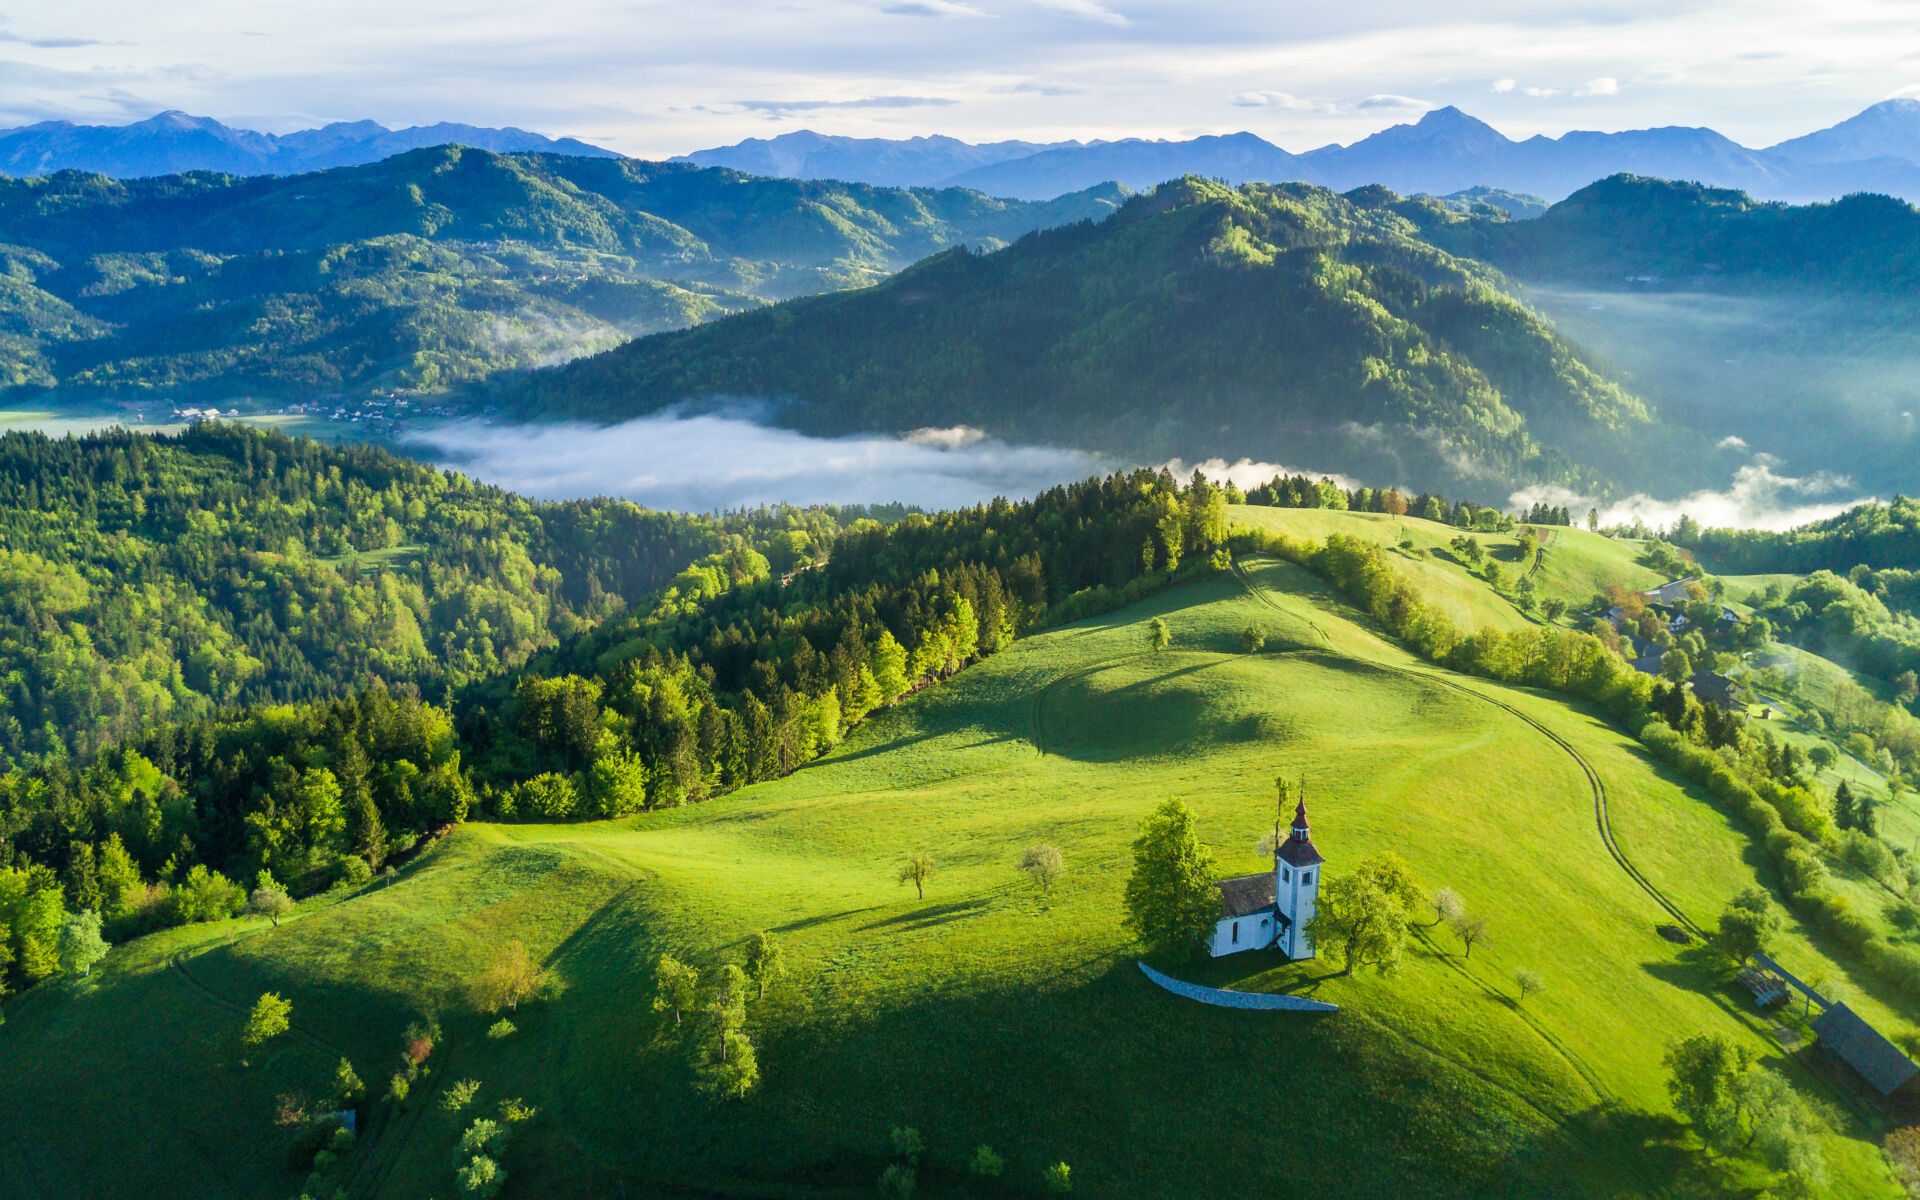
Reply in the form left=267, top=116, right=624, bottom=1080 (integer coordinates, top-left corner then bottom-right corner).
left=1675, top=498, right=1920, bottom=574
left=1240, top=526, right=1920, bottom=1013
left=1238, top=472, right=1528, bottom=531
left=0, top=469, right=1228, bottom=1000
left=0, top=424, right=843, bottom=765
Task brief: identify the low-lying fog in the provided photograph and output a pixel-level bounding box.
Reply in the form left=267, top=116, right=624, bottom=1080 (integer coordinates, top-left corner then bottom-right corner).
left=406, top=413, right=1109, bottom=511
left=407, top=411, right=1871, bottom=530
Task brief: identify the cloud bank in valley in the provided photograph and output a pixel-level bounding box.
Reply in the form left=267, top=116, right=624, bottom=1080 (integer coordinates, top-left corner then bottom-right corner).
left=1511, top=460, right=1871, bottom=534
left=405, top=413, right=1106, bottom=511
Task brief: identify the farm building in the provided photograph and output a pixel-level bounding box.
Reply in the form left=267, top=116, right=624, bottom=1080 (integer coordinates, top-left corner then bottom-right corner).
left=1811, top=1003, right=1920, bottom=1097
left=1210, top=798, right=1325, bottom=960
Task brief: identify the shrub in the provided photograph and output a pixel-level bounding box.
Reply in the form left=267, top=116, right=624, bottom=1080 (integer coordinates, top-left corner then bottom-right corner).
left=876, top=1164, right=916, bottom=1199
left=442, top=1078, right=481, bottom=1113
left=969, top=1144, right=1005, bottom=1178
left=1043, top=1161, right=1073, bottom=1194
left=487, top=1018, right=517, bottom=1040
left=890, top=1125, right=924, bottom=1163
left=455, top=1154, right=504, bottom=1200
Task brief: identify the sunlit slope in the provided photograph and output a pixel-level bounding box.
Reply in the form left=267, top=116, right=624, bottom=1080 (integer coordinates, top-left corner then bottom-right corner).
left=1228, top=504, right=1665, bottom=626
left=0, top=565, right=1900, bottom=1198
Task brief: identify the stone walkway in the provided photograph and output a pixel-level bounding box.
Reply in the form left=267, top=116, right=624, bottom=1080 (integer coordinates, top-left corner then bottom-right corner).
left=1137, top=961, right=1339, bottom=1012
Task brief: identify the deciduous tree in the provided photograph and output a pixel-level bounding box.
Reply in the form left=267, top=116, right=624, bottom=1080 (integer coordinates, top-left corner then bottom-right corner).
left=897, top=853, right=935, bottom=900
left=1307, top=852, right=1423, bottom=976
left=652, top=953, right=698, bottom=1027
left=474, top=941, right=547, bottom=1013
left=1020, top=844, right=1065, bottom=895
left=743, top=932, right=783, bottom=1000
left=1122, top=799, right=1218, bottom=960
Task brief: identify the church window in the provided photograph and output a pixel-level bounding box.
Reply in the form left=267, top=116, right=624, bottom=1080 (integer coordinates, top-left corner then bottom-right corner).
left=1231, top=921, right=1240, bottom=943
left=1302, top=871, right=1315, bottom=885
left=1281, top=867, right=1290, bottom=882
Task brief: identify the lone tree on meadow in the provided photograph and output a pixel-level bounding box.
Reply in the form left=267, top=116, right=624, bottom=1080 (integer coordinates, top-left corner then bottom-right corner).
left=1450, top=913, right=1487, bottom=960
left=897, top=853, right=935, bottom=900
left=1427, top=887, right=1464, bottom=928
left=1716, top=886, right=1780, bottom=967
left=475, top=941, right=548, bottom=1013
left=744, top=932, right=783, bottom=999
left=242, top=991, right=293, bottom=1063
left=1146, top=617, right=1171, bottom=654
left=1122, top=798, right=1218, bottom=960
left=1514, top=969, right=1545, bottom=1005
left=1020, top=843, right=1066, bottom=895
left=1307, top=852, right=1423, bottom=976
left=248, top=871, right=294, bottom=928
left=1241, top=625, right=1267, bottom=653
left=652, top=953, right=699, bottom=1027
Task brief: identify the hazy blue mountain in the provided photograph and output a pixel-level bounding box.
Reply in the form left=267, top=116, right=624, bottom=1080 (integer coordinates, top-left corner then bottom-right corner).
left=0, top=111, right=618, bottom=179
left=683, top=104, right=1920, bottom=204
left=937, top=131, right=1317, bottom=199
left=677, top=129, right=1081, bottom=187
left=1435, top=186, right=1548, bottom=220
left=1768, top=99, right=1920, bottom=165
left=0, top=146, right=1123, bottom=401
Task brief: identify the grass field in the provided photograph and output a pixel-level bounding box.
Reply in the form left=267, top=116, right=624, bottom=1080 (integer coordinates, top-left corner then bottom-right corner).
left=0, top=543, right=1906, bottom=1197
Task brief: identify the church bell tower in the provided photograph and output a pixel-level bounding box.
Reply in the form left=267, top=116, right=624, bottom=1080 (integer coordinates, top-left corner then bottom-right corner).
left=1273, top=789, right=1325, bottom=959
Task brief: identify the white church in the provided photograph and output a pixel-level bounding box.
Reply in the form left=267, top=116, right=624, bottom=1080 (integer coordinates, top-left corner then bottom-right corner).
left=1209, top=796, right=1325, bottom=959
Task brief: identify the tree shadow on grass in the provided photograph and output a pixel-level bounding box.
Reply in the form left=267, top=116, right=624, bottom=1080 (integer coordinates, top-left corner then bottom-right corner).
left=857, top=898, right=990, bottom=932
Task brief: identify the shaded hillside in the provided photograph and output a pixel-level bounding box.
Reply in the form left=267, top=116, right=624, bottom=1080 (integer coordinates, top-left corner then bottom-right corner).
left=1400, top=175, right=1920, bottom=499
left=1426, top=174, right=1920, bottom=289
left=500, top=177, right=1656, bottom=495
left=0, top=147, right=1122, bottom=400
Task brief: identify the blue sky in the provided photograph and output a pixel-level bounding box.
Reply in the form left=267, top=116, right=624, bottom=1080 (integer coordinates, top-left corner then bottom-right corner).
left=3, top=0, right=1917, bottom=155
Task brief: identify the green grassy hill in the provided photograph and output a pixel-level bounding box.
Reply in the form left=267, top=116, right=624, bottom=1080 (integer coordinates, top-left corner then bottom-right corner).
left=4, top=537, right=1904, bottom=1197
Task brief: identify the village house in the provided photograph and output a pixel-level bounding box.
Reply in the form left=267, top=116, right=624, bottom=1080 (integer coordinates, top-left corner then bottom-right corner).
left=1210, top=798, right=1325, bottom=960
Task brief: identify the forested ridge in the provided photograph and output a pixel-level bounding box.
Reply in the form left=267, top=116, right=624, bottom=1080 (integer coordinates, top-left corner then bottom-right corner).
left=1416, top=173, right=1920, bottom=291
left=497, top=176, right=1653, bottom=493
left=0, top=146, right=1122, bottom=399
left=0, top=423, right=810, bottom=763
left=0, top=453, right=1228, bottom=1001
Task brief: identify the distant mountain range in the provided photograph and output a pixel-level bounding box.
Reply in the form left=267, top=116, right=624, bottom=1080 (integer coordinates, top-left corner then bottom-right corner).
left=0, top=146, right=1121, bottom=400
left=685, top=101, right=1920, bottom=203
left=0, top=111, right=618, bottom=178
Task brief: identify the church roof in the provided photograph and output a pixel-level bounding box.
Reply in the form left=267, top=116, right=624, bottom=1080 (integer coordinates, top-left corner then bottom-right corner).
left=1277, top=838, right=1325, bottom=868
left=1278, top=797, right=1325, bottom=867
left=1216, top=872, right=1276, bottom=918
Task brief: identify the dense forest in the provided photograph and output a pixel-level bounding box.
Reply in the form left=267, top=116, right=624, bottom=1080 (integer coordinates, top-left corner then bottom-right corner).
left=1412, top=174, right=1920, bottom=292
left=1675, top=498, right=1920, bottom=575
left=496, top=177, right=1656, bottom=495
left=0, top=147, right=1122, bottom=400
left=0, top=456, right=1229, bottom=998
left=0, top=423, right=861, bottom=764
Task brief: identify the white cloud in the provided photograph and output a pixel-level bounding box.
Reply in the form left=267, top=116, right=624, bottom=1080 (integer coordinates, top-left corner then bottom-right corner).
left=1523, top=86, right=1559, bottom=98
left=1230, top=90, right=1333, bottom=112
left=1491, top=78, right=1516, bottom=94
left=1575, top=76, right=1620, bottom=97
left=405, top=412, right=1106, bottom=510
left=1892, top=83, right=1920, bottom=99
left=1509, top=462, right=1868, bottom=533
left=1162, top=457, right=1358, bottom=494
left=1716, top=434, right=1749, bottom=450
left=880, top=0, right=989, bottom=16
left=1355, top=93, right=1435, bottom=112
left=1031, top=0, right=1128, bottom=27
